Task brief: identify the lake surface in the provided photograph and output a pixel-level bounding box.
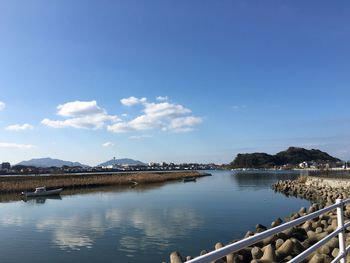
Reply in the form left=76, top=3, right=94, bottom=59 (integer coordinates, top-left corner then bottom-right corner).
left=0, top=170, right=310, bottom=263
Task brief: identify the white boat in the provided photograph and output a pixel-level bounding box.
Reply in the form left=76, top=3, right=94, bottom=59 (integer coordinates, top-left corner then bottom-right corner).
left=21, top=186, right=63, bottom=197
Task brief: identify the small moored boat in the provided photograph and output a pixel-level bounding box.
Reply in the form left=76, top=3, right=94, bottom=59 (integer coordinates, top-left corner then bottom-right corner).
left=21, top=186, right=63, bottom=197
left=183, top=177, right=196, bottom=183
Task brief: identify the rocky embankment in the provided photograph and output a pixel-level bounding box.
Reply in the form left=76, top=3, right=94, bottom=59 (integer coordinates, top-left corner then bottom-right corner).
left=168, top=176, right=350, bottom=263
left=273, top=177, right=350, bottom=206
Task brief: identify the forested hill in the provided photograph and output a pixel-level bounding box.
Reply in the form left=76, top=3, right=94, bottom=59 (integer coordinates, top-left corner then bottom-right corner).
left=230, top=147, right=340, bottom=168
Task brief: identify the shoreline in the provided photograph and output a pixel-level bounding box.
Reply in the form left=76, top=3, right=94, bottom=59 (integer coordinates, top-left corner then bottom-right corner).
left=0, top=171, right=211, bottom=194
left=169, top=176, right=350, bottom=263
left=0, top=181, right=181, bottom=203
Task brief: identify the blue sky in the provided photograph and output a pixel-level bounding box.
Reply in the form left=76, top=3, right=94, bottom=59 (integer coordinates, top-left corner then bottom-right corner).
left=0, top=0, right=349, bottom=165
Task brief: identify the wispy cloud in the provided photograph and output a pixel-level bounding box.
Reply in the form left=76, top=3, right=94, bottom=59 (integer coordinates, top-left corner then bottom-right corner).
left=42, top=101, right=119, bottom=129
left=128, top=134, right=152, bottom=140
left=231, top=104, right=247, bottom=110
left=156, top=96, right=168, bottom=101
left=0, top=101, right=5, bottom=111
left=168, top=116, right=202, bottom=133
left=102, top=142, right=115, bottom=147
left=0, top=142, right=35, bottom=149
left=6, top=123, right=34, bottom=131
left=108, top=97, right=202, bottom=133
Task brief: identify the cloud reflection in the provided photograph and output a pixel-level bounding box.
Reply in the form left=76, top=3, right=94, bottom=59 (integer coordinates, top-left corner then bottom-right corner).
left=117, top=208, right=203, bottom=253
left=130, top=208, right=200, bottom=239
left=36, top=215, right=103, bottom=250
left=0, top=215, right=24, bottom=227
left=35, top=207, right=202, bottom=252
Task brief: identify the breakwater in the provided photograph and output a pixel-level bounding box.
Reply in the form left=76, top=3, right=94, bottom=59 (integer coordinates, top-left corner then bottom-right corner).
left=302, top=170, right=350, bottom=179
left=168, top=176, right=350, bottom=263
left=0, top=171, right=210, bottom=194
left=273, top=177, right=350, bottom=206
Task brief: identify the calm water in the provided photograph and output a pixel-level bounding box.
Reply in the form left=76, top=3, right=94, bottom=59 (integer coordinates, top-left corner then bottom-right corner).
left=0, top=170, right=310, bottom=263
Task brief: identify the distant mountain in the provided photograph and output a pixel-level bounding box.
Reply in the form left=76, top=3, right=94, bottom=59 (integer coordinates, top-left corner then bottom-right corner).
left=98, top=158, right=146, bottom=167
left=17, top=158, right=89, bottom=168
left=230, top=147, right=341, bottom=168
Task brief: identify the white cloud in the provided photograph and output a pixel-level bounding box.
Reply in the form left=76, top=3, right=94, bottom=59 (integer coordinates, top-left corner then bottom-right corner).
left=41, top=118, right=68, bottom=129
left=144, top=102, right=191, bottom=118
left=128, top=134, right=152, bottom=140
left=108, top=100, right=202, bottom=133
left=128, top=114, right=162, bottom=130
left=6, top=123, right=34, bottom=131
left=107, top=122, right=134, bottom=133
left=156, top=96, right=168, bottom=101
left=42, top=98, right=202, bottom=133
left=120, top=96, right=147, bottom=106
left=57, top=101, right=105, bottom=117
left=168, top=116, right=203, bottom=133
left=0, top=101, right=5, bottom=111
left=0, top=142, right=35, bottom=149
left=102, top=142, right=114, bottom=147
left=42, top=101, right=119, bottom=129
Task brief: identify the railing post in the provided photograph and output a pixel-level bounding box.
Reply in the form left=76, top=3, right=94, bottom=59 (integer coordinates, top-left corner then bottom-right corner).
left=336, top=199, right=346, bottom=263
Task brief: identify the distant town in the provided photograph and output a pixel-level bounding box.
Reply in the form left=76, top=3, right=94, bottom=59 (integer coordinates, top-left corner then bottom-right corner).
left=0, top=159, right=220, bottom=175
left=1, top=147, right=348, bottom=176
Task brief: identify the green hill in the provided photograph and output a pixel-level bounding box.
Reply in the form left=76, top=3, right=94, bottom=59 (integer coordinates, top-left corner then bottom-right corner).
left=275, top=147, right=339, bottom=165
left=230, top=147, right=340, bottom=168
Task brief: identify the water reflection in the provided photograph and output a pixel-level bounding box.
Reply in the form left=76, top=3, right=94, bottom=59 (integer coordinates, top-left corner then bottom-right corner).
left=119, top=236, right=139, bottom=257
left=127, top=208, right=201, bottom=240
left=35, top=207, right=202, bottom=252
left=0, top=182, right=176, bottom=204
left=37, top=216, right=96, bottom=250
left=0, top=170, right=311, bottom=263
left=231, top=171, right=300, bottom=189
left=0, top=214, right=24, bottom=227
left=22, top=195, right=62, bottom=204
left=61, top=182, right=178, bottom=196
left=0, top=193, right=22, bottom=203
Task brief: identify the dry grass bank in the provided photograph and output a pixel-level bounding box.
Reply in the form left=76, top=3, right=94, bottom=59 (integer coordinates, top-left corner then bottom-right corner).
left=0, top=171, right=210, bottom=194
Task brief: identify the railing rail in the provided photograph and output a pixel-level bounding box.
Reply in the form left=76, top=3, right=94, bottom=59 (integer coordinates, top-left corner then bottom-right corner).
left=185, top=198, right=350, bottom=263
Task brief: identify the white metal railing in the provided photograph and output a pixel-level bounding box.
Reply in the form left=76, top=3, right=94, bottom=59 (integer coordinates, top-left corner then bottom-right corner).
left=186, top=198, right=350, bottom=263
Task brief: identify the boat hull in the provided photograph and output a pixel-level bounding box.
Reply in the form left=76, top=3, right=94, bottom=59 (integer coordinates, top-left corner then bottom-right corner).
left=22, top=188, right=63, bottom=197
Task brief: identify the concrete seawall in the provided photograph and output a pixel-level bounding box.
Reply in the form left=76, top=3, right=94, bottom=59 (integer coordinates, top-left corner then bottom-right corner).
left=168, top=176, right=350, bottom=263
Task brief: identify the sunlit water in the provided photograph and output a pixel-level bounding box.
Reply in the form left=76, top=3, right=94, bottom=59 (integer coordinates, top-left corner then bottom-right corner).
left=0, top=170, right=310, bottom=262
